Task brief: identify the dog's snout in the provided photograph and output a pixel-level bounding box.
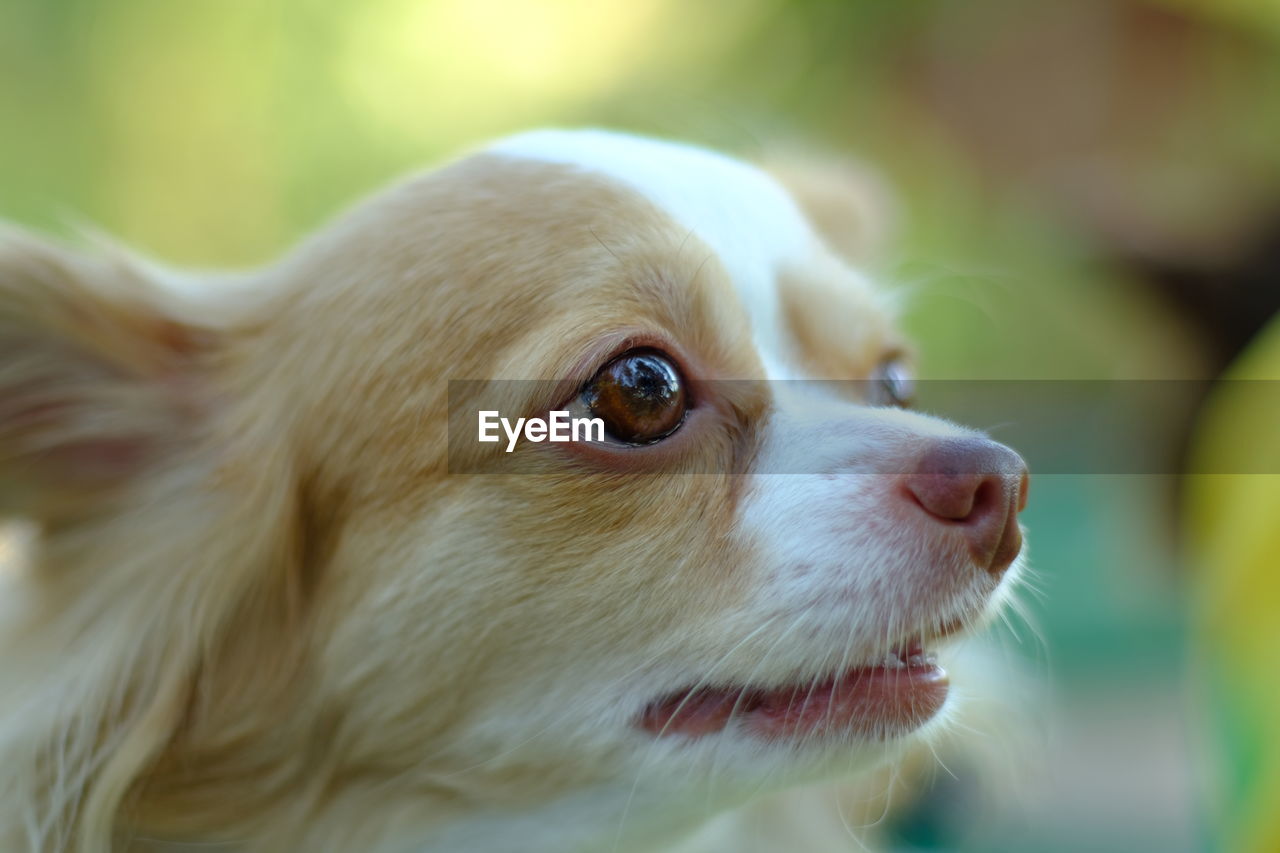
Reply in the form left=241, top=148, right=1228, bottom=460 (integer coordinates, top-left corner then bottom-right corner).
left=901, top=437, right=1029, bottom=576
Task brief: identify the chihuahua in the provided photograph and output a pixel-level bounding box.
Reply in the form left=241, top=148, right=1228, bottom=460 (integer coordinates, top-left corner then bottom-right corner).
left=0, top=130, right=1028, bottom=852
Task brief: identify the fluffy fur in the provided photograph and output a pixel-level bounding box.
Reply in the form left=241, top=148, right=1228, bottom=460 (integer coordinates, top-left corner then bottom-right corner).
left=0, top=130, right=1027, bottom=852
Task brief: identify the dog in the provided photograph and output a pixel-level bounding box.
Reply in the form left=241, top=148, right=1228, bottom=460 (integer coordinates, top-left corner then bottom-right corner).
left=0, top=129, right=1029, bottom=852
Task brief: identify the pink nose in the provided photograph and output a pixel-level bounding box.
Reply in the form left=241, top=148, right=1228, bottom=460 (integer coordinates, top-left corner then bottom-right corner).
left=902, top=438, right=1029, bottom=576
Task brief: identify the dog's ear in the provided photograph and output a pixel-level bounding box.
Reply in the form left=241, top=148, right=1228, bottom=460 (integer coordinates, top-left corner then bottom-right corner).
left=0, top=228, right=211, bottom=519
left=765, top=155, right=897, bottom=267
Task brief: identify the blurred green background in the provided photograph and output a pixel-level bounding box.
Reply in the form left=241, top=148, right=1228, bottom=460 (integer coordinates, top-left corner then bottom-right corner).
left=6, top=1, right=1280, bottom=851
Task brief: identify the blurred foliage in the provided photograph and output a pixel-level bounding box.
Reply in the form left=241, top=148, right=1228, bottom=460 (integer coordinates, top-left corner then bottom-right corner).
left=1188, top=319, right=1280, bottom=853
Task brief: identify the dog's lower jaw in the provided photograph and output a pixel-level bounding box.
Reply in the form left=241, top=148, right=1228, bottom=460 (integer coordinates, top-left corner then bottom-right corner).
left=125, top=784, right=718, bottom=853
left=415, top=778, right=841, bottom=853
left=421, top=788, right=709, bottom=853
left=129, top=738, right=907, bottom=853
left=410, top=727, right=930, bottom=853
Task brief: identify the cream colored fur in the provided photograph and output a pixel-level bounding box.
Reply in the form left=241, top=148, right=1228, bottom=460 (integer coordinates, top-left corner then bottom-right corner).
left=0, top=131, right=1025, bottom=852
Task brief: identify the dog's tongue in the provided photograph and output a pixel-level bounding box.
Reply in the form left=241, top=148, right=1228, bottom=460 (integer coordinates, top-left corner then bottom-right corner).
left=639, top=644, right=948, bottom=739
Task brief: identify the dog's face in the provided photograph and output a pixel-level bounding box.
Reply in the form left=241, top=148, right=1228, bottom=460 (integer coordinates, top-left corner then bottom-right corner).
left=0, top=131, right=1027, bottom=851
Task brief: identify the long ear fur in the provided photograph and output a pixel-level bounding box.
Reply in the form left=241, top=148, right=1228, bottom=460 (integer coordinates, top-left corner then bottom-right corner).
left=0, top=227, right=211, bottom=520
left=0, top=228, right=303, bottom=852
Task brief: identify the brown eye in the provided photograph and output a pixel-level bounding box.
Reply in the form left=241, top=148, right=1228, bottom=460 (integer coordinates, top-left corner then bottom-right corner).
left=580, top=350, right=687, bottom=444
left=871, top=357, right=914, bottom=408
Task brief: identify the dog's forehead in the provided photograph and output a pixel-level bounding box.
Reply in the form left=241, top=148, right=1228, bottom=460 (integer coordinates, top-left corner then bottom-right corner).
left=489, top=130, right=821, bottom=376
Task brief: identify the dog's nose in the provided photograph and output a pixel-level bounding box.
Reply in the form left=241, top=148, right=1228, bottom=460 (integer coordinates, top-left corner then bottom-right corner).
left=901, top=437, right=1029, bottom=575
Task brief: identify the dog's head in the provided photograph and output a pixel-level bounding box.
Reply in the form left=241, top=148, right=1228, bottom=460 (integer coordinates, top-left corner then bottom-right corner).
left=0, top=130, right=1027, bottom=851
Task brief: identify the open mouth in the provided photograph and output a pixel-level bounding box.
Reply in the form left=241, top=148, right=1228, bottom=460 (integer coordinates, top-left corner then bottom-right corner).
left=638, top=638, right=948, bottom=740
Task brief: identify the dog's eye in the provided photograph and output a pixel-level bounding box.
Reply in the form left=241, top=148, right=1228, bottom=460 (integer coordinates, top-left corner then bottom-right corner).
left=580, top=350, right=687, bottom=444
left=871, top=357, right=914, bottom=408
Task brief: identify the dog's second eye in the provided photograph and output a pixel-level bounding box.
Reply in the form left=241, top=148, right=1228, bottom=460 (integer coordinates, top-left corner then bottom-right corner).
left=871, top=357, right=914, bottom=408
left=580, top=350, right=687, bottom=444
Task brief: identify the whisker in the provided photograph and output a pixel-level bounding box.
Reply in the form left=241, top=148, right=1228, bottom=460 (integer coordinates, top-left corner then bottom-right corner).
left=611, top=612, right=787, bottom=851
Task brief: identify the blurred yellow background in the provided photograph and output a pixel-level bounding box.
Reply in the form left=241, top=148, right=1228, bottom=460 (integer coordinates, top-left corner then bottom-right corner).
left=5, top=1, right=1280, bottom=851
